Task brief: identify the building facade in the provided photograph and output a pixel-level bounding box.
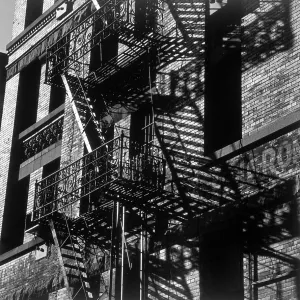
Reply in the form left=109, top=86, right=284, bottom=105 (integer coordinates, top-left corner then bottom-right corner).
left=0, top=52, right=8, bottom=128
left=0, top=0, right=299, bottom=299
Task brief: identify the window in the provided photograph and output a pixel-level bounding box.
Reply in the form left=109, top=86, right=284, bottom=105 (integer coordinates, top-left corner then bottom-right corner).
left=42, top=158, right=61, bottom=179
left=130, top=105, right=153, bottom=157
left=24, top=0, right=44, bottom=28
left=16, top=60, right=41, bottom=133
left=49, top=84, right=65, bottom=112
left=0, top=176, right=30, bottom=253
left=90, top=35, right=119, bottom=72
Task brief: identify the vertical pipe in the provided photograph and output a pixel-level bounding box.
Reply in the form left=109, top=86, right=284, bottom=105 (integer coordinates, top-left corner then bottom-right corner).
left=253, top=253, right=258, bottom=300
left=99, top=42, right=103, bottom=67
left=140, top=211, right=144, bottom=300
left=115, top=201, right=121, bottom=300
left=120, top=131, right=124, bottom=179
left=249, top=253, right=253, bottom=300
left=109, top=202, right=116, bottom=300
left=121, top=206, right=125, bottom=300
left=126, top=0, right=129, bottom=22
left=144, top=212, right=147, bottom=299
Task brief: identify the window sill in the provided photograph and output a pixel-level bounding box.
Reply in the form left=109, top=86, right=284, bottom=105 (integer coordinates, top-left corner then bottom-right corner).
left=213, top=108, right=300, bottom=161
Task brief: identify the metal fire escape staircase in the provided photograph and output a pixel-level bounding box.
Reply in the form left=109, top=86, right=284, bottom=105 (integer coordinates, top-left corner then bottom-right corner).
left=49, top=217, right=94, bottom=299
left=31, top=1, right=291, bottom=298
left=166, top=0, right=206, bottom=52
left=153, top=0, right=207, bottom=218
left=37, top=1, right=195, bottom=298
left=61, top=73, right=105, bottom=153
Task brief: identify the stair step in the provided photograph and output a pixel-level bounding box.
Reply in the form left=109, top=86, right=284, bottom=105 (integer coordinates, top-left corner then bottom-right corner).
left=64, top=263, right=86, bottom=271
left=63, top=243, right=81, bottom=251
left=62, top=253, right=83, bottom=261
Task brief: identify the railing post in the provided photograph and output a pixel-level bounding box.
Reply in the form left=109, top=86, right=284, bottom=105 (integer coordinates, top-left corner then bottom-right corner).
left=119, top=131, right=124, bottom=179
left=162, top=160, right=166, bottom=189
left=33, top=180, right=39, bottom=220
left=126, top=0, right=129, bottom=23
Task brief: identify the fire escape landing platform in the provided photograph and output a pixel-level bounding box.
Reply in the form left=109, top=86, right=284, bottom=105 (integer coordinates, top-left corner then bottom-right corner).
left=45, top=0, right=202, bottom=108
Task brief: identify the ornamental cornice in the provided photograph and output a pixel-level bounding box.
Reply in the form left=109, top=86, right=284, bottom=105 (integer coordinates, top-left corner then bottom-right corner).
left=6, top=0, right=75, bottom=55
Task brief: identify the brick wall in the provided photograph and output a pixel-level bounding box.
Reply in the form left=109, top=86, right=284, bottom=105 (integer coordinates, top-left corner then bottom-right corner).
left=148, top=245, right=200, bottom=300
left=24, top=168, right=43, bottom=244
left=0, top=75, right=20, bottom=246
left=0, top=244, right=63, bottom=299
left=8, top=0, right=87, bottom=66
left=3, top=1, right=300, bottom=300
left=223, top=126, right=300, bottom=300
left=11, top=0, right=27, bottom=40
left=242, top=0, right=300, bottom=136
left=59, top=88, right=84, bottom=218
left=22, top=63, right=52, bottom=244
left=243, top=197, right=300, bottom=300
left=37, top=64, right=52, bottom=121
left=43, top=0, right=55, bottom=13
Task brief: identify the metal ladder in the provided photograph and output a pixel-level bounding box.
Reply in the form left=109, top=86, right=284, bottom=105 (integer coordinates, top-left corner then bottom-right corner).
left=61, top=73, right=107, bottom=153
left=49, top=218, right=94, bottom=299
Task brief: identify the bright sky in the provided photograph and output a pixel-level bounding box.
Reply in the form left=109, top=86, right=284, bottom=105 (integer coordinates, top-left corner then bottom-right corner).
left=0, top=0, right=15, bottom=53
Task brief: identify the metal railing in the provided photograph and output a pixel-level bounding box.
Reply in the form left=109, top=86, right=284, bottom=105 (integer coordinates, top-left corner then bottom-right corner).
left=46, top=0, right=164, bottom=83
left=33, top=133, right=166, bottom=221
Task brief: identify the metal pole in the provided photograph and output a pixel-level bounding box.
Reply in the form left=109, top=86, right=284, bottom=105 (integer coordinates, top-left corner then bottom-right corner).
left=120, top=131, right=124, bottom=179
left=108, top=202, right=116, bottom=300
left=121, top=206, right=125, bottom=300
left=140, top=211, right=144, bottom=300
left=115, top=201, right=121, bottom=300
left=144, top=213, right=147, bottom=299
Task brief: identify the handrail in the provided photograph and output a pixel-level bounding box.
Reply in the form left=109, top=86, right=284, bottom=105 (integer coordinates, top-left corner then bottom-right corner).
left=33, top=134, right=166, bottom=221
left=46, top=0, right=165, bottom=83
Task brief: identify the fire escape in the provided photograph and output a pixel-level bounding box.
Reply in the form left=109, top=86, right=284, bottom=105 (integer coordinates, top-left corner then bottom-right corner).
left=30, top=0, right=287, bottom=299
left=31, top=1, right=203, bottom=299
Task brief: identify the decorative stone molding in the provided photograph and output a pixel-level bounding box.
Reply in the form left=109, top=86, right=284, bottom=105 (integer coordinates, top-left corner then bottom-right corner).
left=21, top=116, right=64, bottom=163
left=6, top=0, right=75, bottom=55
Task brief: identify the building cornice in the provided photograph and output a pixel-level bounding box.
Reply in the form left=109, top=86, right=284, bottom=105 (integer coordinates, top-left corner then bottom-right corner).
left=6, top=0, right=93, bottom=81
left=6, top=0, right=68, bottom=55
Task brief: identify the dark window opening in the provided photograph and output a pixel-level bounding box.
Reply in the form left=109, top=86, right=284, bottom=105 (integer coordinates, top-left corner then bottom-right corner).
left=130, top=105, right=153, bottom=157
left=49, top=84, right=65, bottom=112
left=205, top=2, right=242, bottom=153
left=24, top=0, right=44, bottom=28
left=0, top=176, right=30, bottom=254
left=17, top=59, right=41, bottom=133
left=90, top=17, right=119, bottom=72
left=42, top=158, right=61, bottom=179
